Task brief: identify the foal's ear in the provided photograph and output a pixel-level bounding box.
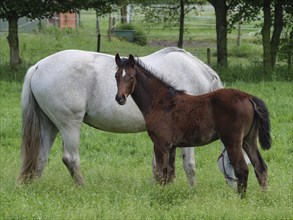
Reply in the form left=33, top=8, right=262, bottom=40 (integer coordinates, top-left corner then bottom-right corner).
left=115, top=53, right=121, bottom=66
left=129, top=54, right=135, bottom=67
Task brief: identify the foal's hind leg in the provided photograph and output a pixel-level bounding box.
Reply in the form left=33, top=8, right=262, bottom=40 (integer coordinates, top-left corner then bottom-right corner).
left=242, top=118, right=268, bottom=189
left=60, top=124, right=84, bottom=186
left=243, top=140, right=268, bottom=189
left=222, top=139, right=249, bottom=196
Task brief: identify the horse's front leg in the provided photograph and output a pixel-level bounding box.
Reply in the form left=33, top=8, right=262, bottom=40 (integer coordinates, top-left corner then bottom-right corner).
left=153, top=143, right=170, bottom=185
left=167, top=145, right=177, bottom=183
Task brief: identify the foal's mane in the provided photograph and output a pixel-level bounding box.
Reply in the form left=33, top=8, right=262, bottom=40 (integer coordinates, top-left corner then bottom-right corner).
left=121, top=57, right=185, bottom=95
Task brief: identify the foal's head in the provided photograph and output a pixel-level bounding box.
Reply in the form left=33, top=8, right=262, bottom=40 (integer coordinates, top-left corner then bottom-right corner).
left=115, top=54, right=137, bottom=105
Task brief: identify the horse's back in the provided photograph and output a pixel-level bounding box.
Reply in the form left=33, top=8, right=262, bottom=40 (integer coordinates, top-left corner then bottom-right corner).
left=206, top=89, right=255, bottom=136
left=142, top=47, right=222, bottom=94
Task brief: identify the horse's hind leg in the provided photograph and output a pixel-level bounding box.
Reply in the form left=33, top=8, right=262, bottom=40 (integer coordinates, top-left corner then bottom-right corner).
left=242, top=117, right=268, bottom=189
left=243, top=138, right=268, bottom=189
left=181, top=147, right=195, bottom=186
left=35, top=113, right=58, bottom=178
left=60, top=123, right=84, bottom=186
left=223, top=139, right=249, bottom=196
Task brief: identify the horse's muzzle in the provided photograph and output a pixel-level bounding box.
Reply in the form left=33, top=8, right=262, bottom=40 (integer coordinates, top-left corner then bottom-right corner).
left=115, top=95, right=126, bottom=105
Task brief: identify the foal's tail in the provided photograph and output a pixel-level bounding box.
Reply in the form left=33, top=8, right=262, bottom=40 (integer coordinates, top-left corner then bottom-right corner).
left=17, top=65, right=41, bottom=184
left=251, top=96, right=271, bottom=150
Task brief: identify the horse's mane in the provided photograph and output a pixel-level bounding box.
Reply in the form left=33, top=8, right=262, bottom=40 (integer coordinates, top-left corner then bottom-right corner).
left=121, top=57, right=185, bottom=95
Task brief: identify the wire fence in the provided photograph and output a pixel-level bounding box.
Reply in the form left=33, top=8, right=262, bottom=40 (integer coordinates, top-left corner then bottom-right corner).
left=0, top=9, right=291, bottom=68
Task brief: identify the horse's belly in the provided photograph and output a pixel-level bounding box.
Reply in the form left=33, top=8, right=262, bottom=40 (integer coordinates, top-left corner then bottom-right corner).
left=83, top=107, right=146, bottom=133
left=174, top=123, right=218, bottom=147
left=83, top=117, right=146, bottom=133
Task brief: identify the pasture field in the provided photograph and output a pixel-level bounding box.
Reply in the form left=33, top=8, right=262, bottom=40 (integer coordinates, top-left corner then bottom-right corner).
left=0, top=80, right=292, bottom=219
left=0, top=6, right=292, bottom=219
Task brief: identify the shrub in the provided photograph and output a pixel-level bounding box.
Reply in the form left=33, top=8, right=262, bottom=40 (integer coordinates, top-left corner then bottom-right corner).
left=115, top=23, right=147, bottom=46
left=214, top=64, right=293, bottom=82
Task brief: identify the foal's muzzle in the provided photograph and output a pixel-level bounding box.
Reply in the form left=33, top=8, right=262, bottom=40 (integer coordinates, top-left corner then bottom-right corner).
left=116, top=95, right=126, bottom=105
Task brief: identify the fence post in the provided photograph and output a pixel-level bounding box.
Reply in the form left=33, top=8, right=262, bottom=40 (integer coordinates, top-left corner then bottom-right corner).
left=97, top=33, right=101, bottom=52
left=288, top=51, right=292, bottom=70
left=237, top=19, right=242, bottom=47
left=108, top=15, right=112, bottom=41
left=207, top=48, right=211, bottom=66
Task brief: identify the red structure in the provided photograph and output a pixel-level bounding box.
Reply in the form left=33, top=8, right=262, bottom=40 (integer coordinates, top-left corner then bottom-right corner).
left=48, top=12, right=78, bottom=28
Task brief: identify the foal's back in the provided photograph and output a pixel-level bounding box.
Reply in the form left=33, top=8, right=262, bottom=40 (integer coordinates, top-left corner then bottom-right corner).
left=148, top=88, right=255, bottom=147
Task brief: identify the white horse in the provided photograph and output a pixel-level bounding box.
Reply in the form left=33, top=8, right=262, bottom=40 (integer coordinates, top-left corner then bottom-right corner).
left=18, top=47, right=245, bottom=187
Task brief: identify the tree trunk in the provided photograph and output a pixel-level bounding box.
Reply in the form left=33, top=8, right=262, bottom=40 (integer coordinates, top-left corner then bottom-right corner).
left=237, top=19, right=242, bottom=47
left=209, top=0, right=228, bottom=67
left=270, top=0, right=284, bottom=68
left=7, top=15, right=20, bottom=67
left=261, top=0, right=272, bottom=74
left=288, top=29, right=293, bottom=70
left=120, top=5, right=127, bottom=24
left=177, top=0, right=184, bottom=48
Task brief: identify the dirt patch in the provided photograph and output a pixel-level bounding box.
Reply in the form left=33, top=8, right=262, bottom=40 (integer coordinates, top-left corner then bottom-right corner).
left=148, top=39, right=216, bottom=49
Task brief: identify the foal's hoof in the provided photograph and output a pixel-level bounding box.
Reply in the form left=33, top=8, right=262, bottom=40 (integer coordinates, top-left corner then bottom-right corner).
left=160, top=178, right=167, bottom=186
left=237, top=188, right=247, bottom=199
left=16, top=173, right=36, bottom=186
left=74, top=175, right=85, bottom=186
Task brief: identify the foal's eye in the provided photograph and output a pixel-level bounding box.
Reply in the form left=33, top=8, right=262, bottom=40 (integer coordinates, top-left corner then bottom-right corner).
left=129, top=76, right=134, bottom=81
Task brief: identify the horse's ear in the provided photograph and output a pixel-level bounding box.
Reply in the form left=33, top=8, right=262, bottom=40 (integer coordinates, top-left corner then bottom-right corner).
left=129, top=54, right=135, bottom=67
left=115, top=53, right=121, bottom=66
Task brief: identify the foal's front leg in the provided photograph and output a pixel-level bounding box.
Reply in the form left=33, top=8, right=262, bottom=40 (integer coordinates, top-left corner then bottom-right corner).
left=167, top=146, right=176, bottom=182
left=153, top=143, right=170, bottom=185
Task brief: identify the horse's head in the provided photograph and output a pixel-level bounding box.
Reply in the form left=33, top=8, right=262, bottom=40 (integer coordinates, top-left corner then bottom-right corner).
left=115, top=54, right=137, bottom=105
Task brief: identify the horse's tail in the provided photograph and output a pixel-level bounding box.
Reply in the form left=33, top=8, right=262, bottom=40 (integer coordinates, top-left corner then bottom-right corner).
left=251, top=96, right=271, bottom=150
left=17, top=65, right=41, bottom=184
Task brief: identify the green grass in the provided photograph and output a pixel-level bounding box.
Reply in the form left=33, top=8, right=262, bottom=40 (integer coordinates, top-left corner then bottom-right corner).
left=0, top=80, right=292, bottom=219
left=0, top=7, right=292, bottom=219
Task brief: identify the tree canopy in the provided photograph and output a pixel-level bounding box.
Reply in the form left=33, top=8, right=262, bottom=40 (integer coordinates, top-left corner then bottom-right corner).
left=0, top=0, right=116, bottom=20
left=0, top=0, right=118, bottom=66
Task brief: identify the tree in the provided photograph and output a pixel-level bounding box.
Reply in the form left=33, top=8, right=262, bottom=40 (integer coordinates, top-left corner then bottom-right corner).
left=208, top=0, right=228, bottom=67
left=262, top=0, right=272, bottom=73
left=0, top=0, right=116, bottom=67
left=228, top=0, right=293, bottom=72
left=270, top=0, right=284, bottom=68
left=178, top=0, right=185, bottom=48
left=138, top=0, right=203, bottom=48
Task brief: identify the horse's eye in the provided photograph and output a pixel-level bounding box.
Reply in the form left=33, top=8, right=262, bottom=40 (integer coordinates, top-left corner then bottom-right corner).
left=129, top=76, right=134, bottom=81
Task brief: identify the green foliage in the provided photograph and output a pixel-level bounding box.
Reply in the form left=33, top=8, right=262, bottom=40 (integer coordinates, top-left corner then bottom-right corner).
left=0, top=0, right=117, bottom=20
left=215, top=64, right=293, bottom=82
left=136, top=1, right=204, bottom=30
left=115, top=23, right=147, bottom=46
